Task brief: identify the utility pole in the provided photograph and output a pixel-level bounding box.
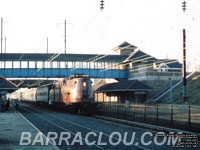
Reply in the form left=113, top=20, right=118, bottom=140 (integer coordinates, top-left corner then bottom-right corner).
left=47, top=37, right=48, bottom=53
left=1, top=17, right=3, bottom=54
left=182, top=0, right=187, bottom=100
left=64, top=19, right=66, bottom=54
left=57, top=19, right=72, bottom=54
left=169, top=78, right=173, bottom=104
left=182, top=28, right=186, bottom=100
left=4, top=36, right=6, bottom=53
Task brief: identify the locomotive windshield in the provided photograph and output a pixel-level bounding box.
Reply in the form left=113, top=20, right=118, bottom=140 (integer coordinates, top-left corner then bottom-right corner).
left=63, top=80, right=67, bottom=85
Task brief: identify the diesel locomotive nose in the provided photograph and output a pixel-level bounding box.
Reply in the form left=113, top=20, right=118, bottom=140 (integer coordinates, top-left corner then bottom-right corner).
left=82, top=90, right=88, bottom=97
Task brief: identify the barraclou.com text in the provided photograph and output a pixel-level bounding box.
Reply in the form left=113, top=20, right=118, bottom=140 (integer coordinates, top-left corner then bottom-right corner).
left=19, top=131, right=182, bottom=146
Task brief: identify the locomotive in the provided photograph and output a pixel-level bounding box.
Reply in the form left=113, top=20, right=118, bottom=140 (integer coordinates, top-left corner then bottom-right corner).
left=9, top=75, right=96, bottom=114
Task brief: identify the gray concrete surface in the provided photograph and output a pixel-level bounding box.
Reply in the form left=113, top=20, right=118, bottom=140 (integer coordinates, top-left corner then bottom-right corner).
left=0, top=107, right=59, bottom=150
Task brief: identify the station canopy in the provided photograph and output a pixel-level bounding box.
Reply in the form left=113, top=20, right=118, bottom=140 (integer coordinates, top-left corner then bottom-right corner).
left=0, top=76, right=18, bottom=94
left=96, top=80, right=153, bottom=93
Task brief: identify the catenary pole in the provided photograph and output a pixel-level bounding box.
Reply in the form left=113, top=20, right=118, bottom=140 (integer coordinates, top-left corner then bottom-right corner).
left=182, top=0, right=187, bottom=100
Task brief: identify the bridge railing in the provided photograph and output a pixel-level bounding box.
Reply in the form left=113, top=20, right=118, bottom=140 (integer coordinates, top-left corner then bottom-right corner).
left=97, top=102, right=200, bottom=132
left=0, top=68, right=127, bottom=79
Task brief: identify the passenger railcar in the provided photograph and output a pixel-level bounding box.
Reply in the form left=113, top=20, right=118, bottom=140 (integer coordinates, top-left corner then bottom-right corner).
left=10, top=75, right=96, bottom=114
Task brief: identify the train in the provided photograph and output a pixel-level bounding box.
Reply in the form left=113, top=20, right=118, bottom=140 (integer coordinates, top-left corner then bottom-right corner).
left=8, top=75, right=97, bottom=114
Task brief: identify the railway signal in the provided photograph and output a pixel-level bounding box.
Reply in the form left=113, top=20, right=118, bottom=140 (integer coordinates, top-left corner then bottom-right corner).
left=182, top=0, right=186, bottom=12
left=100, top=0, right=104, bottom=11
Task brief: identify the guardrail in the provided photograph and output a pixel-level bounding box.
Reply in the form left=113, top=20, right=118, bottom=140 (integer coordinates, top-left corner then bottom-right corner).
left=97, top=102, right=200, bottom=132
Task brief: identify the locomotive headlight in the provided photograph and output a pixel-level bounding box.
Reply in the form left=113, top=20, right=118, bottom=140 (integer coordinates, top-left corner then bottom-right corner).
left=83, top=82, right=86, bottom=87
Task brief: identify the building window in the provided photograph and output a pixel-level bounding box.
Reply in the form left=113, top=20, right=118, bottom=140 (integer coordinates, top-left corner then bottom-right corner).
left=5, top=61, right=12, bottom=68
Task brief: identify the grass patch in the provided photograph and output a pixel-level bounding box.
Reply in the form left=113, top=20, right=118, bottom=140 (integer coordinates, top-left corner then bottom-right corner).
left=160, top=75, right=200, bottom=105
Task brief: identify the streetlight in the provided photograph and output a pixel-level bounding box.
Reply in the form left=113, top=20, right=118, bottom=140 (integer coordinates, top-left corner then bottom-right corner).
left=169, top=78, right=173, bottom=104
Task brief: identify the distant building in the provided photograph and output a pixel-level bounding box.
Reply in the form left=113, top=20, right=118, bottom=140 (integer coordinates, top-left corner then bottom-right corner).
left=96, top=80, right=153, bottom=104
left=153, top=59, right=182, bottom=73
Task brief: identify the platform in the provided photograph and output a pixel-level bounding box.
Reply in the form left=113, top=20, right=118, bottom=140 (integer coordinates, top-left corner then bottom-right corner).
left=0, top=106, right=59, bottom=150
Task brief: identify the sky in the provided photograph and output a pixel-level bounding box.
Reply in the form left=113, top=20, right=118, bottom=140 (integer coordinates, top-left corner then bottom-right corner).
left=0, top=0, right=200, bottom=70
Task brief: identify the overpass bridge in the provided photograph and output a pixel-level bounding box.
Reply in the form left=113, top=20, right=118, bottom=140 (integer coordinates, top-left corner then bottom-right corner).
left=0, top=53, right=127, bottom=80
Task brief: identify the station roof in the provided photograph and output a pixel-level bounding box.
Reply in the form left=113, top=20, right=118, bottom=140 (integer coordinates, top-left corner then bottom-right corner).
left=155, top=59, right=182, bottom=69
left=96, top=80, right=153, bottom=93
left=167, top=62, right=182, bottom=68
left=123, top=50, right=157, bottom=63
left=112, top=41, right=137, bottom=51
left=0, top=53, right=126, bottom=62
left=0, top=76, right=18, bottom=93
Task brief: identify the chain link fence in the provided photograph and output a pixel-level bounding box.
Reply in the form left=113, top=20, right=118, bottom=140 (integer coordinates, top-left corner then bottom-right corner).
left=97, top=102, right=200, bottom=132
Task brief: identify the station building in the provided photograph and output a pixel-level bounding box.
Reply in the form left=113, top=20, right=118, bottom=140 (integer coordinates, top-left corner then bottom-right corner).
left=96, top=80, right=153, bottom=104
left=96, top=41, right=182, bottom=103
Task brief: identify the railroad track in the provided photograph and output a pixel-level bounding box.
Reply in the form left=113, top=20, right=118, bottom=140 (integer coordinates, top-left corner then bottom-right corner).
left=18, top=103, right=180, bottom=150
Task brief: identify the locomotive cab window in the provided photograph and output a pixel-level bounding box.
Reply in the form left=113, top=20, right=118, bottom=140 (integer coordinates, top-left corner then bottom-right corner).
left=63, top=80, right=67, bottom=85
left=74, top=81, right=77, bottom=87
